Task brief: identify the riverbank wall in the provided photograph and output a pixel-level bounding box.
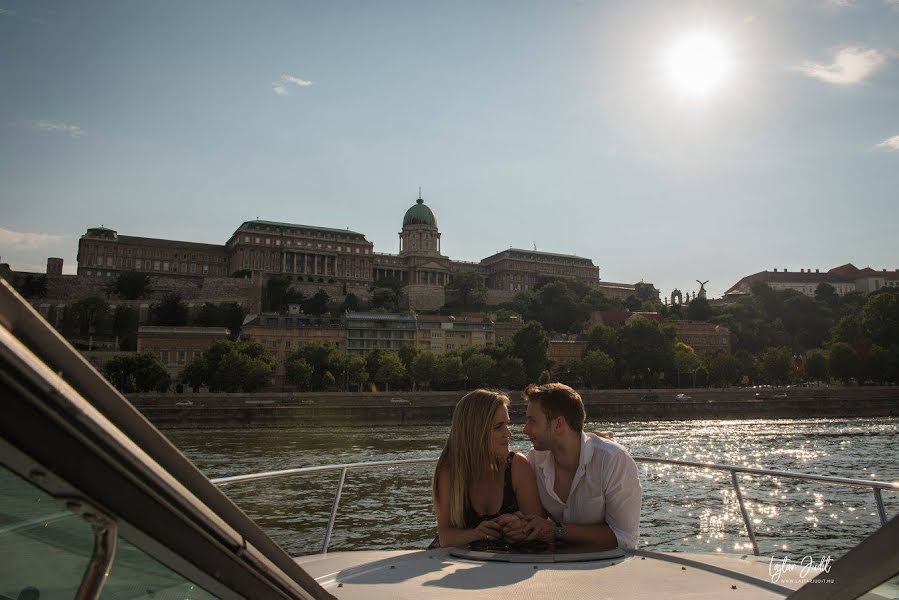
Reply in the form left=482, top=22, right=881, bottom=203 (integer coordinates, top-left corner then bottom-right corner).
left=129, top=386, right=899, bottom=428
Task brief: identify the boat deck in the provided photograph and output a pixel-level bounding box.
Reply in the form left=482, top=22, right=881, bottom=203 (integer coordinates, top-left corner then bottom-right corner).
left=296, top=548, right=821, bottom=599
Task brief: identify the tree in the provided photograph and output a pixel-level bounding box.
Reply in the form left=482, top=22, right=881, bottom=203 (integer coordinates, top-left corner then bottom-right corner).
left=733, top=349, right=757, bottom=384
left=582, top=350, right=615, bottom=389
left=108, top=271, right=152, bottom=300
left=194, top=302, right=246, bottom=339
left=618, top=317, right=676, bottom=386
left=686, top=296, right=712, bottom=321
left=781, top=294, right=833, bottom=353
left=286, top=342, right=342, bottom=390
left=586, top=325, right=619, bottom=359
left=340, top=293, right=360, bottom=312
left=829, top=342, right=860, bottom=385
left=758, top=347, right=794, bottom=385
left=511, top=321, right=550, bottom=381
left=180, top=356, right=208, bottom=392
left=370, top=287, right=399, bottom=311
left=374, top=352, right=406, bottom=391
left=303, top=289, right=330, bottom=316
left=322, top=371, right=337, bottom=390
left=673, top=343, right=703, bottom=387
left=493, top=357, right=527, bottom=389
left=398, top=345, right=421, bottom=370
left=435, top=355, right=464, bottom=390
left=105, top=352, right=170, bottom=393
left=832, top=315, right=865, bottom=347
left=211, top=351, right=272, bottom=392
left=802, top=349, right=829, bottom=382
left=553, top=361, right=583, bottom=388
left=151, top=293, right=189, bottom=326
left=707, top=353, right=741, bottom=387
left=410, top=351, right=438, bottom=390
left=264, top=275, right=293, bottom=312
left=815, top=283, right=840, bottom=309
left=345, top=355, right=369, bottom=391
left=862, top=292, right=899, bottom=348
left=64, top=296, right=110, bottom=337
left=447, top=272, right=488, bottom=308
left=182, top=340, right=275, bottom=392
left=285, top=356, right=313, bottom=391
left=463, top=353, right=495, bottom=388
left=112, top=305, right=138, bottom=351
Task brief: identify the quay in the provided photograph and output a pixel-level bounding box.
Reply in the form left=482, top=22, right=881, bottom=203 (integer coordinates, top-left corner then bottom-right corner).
left=129, top=386, right=899, bottom=428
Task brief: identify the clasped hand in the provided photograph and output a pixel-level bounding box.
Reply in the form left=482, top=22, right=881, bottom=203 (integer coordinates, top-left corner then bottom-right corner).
left=494, top=512, right=554, bottom=543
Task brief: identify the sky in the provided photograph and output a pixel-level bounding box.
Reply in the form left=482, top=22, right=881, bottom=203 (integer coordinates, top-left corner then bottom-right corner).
left=1, top=0, right=897, bottom=299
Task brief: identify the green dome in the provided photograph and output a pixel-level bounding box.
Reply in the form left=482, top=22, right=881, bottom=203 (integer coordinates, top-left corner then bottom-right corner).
left=402, top=197, right=437, bottom=228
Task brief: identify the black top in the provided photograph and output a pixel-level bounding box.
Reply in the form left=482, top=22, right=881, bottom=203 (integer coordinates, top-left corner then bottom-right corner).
left=463, top=452, right=519, bottom=528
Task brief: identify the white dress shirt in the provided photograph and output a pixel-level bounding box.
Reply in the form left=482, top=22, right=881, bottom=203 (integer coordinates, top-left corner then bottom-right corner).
left=527, top=432, right=642, bottom=550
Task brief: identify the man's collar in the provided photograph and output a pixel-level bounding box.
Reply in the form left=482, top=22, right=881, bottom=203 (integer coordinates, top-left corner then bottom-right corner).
left=579, top=431, right=595, bottom=466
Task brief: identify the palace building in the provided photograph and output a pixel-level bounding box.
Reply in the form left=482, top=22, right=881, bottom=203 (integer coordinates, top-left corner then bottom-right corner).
left=75, top=193, right=642, bottom=310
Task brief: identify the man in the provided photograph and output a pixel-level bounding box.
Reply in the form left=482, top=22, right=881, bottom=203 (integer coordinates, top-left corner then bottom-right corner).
left=501, top=382, right=642, bottom=550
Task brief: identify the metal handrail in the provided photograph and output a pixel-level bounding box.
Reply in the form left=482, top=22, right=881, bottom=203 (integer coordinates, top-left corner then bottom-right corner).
left=211, top=456, right=899, bottom=556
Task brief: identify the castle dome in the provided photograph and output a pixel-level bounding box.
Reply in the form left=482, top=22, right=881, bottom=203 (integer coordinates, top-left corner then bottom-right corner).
left=402, top=197, right=437, bottom=228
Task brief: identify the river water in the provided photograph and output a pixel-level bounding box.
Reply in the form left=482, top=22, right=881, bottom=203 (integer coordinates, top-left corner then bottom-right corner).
left=162, top=417, right=899, bottom=559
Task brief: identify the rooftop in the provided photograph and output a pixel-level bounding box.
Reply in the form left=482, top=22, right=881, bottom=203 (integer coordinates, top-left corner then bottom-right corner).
left=236, top=220, right=368, bottom=239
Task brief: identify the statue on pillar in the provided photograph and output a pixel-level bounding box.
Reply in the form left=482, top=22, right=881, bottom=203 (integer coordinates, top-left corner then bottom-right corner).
left=696, top=280, right=709, bottom=299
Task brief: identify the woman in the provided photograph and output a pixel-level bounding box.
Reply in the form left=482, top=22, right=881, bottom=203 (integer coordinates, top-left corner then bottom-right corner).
left=431, top=389, right=543, bottom=547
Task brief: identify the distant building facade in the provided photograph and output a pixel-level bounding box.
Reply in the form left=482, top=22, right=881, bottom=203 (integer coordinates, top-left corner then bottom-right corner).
left=241, top=313, right=345, bottom=383
left=671, top=321, right=731, bottom=355
left=548, top=337, right=588, bottom=364
left=136, top=326, right=231, bottom=379
left=415, top=314, right=495, bottom=356
left=725, top=263, right=899, bottom=299
left=344, top=312, right=418, bottom=356
left=77, top=227, right=228, bottom=279
left=73, top=192, right=652, bottom=311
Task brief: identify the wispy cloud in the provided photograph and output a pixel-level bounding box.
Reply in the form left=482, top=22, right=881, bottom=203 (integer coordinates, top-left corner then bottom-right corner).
left=32, top=120, right=86, bottom=137
left=0, top=227, right=67, bottom=250
left=799, top=47, right=887, bottom=84
left=0, top=8, right=15, bottom=16
left=272, top=74, right=314, bottom=96
left=876, top=135, right=899, bottom=151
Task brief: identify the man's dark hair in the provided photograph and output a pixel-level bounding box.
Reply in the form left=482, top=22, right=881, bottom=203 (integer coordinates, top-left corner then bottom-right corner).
left=523, top=382, right=585, bottom=433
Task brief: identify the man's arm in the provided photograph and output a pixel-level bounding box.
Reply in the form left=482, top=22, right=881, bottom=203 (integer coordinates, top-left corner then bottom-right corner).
left=519, top=515, right=618, bottom=549
left=601, top=448, right=642, bottom=550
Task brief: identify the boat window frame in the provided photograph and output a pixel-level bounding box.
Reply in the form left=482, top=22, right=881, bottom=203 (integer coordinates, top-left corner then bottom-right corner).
left=0, top=280, right=332, bottom=600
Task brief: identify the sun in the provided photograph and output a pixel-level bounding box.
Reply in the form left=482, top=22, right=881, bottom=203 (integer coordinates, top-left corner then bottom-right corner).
left=664, top=31, right=732, bottom=98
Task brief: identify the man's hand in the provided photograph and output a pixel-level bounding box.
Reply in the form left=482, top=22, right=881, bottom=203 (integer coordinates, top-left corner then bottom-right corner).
left=495, top=513, right=527, bottom=542
left=521, top=514, right=555, bottom=543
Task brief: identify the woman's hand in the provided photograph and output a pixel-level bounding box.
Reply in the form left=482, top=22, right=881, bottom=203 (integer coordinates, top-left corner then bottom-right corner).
left=471, top=519, right=503, bottom=543
left=495, top=513, right=527, bottom=542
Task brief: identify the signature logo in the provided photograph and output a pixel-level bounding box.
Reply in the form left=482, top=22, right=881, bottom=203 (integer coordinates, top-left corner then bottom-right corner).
left=768, top=554, right=834, bottom=584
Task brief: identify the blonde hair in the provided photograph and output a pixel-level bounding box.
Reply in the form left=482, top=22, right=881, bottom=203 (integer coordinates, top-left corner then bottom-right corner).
left=432, top=389, right=510, bottom=528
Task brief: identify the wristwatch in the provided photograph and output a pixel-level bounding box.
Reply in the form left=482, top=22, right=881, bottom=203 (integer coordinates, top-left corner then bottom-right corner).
left=553, top=520, right=564, bottom=543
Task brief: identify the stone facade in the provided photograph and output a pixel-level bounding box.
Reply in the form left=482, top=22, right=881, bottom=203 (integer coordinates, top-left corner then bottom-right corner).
left=77, top=226, right=228, bottom=279
left=137, top=326, right=231, bottom=380
left=548, top=338, right=588, bottom=364
left=670, top=320, right=731, bottom=355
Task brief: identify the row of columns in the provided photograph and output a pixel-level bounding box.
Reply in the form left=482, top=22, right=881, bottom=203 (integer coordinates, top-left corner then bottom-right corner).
left=281, top=252, right=336, bottom=276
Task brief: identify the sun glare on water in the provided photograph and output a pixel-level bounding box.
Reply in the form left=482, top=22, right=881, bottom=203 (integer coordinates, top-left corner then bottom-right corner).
left=664, top=31, right=732, bottom=98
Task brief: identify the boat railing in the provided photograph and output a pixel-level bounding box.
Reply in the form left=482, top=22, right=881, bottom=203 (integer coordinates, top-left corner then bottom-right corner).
left=210, top=456, right=899, bottom=556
